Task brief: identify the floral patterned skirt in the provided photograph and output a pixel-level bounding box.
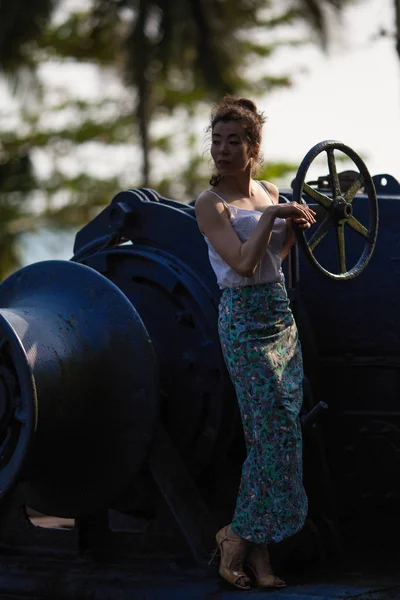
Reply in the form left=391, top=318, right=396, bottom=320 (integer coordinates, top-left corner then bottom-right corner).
left=218, top=281, right=308, bottom=544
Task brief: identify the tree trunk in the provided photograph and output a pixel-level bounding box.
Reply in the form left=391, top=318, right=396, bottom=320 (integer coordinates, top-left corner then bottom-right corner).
left=137, top=89, right=150, bottom=187
left=396, top=0, right=400, bottom=60
left=133, top=0, right=151, bottom=187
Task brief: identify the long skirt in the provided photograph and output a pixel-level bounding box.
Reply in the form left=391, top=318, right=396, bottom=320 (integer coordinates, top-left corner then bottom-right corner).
left=218, top=281, right=308, bottom=544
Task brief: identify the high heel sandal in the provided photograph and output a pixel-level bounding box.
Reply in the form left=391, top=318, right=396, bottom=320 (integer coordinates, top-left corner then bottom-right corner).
left=209, top=525, right=252, bottom=590
left=246, top=544, right=287, bottom=589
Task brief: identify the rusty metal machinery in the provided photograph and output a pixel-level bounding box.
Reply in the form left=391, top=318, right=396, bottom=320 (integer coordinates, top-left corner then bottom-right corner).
left=0, top=260, right=158, bottom=517
left=0, top=140, right=397, bottom=598
left=0, top=188, right=241, bottom=570
left=291, top=171, right=400, bottom=545
left=72, top=189, right=236, bottom=478
left=292, top=140, right=379, bottom=280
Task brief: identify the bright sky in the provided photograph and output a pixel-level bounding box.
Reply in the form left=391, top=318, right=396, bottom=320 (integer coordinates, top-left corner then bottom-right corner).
left=260, top=0, right=399, bottom=181
left=1, top=0, right=398, bottom=263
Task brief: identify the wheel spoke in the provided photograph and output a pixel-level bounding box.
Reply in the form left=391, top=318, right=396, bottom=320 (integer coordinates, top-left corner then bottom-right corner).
left=335, top=224, right=347, bottom=274
left=303, top=183, right=332, bottom=210
left=343, top=175, right=364, bottom=203
left=308, top=217, right=333, bottom=251
left=326, top=148, right=341, bottom=199
left=346, top=215, right=369, bottom=239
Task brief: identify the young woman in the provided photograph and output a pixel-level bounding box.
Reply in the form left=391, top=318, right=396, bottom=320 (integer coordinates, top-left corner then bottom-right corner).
left=195, top=97, right=316, bottom=590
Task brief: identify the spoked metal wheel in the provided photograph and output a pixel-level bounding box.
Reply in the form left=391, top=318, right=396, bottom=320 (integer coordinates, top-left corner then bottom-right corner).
left=292, top=140, right=379, bottom=280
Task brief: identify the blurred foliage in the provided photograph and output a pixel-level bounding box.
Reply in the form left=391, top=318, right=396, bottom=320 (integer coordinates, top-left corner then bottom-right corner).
left=0, top=0, right=355, bottom=277
left=0, top=0, right=58, bottom=73
left=88, top=0, right=352, bottom=184
left=0, top=95, right=135, bottom=276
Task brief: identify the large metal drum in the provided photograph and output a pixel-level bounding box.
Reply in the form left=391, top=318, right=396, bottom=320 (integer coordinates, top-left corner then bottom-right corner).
left=0, top=260, right=158, bottom=517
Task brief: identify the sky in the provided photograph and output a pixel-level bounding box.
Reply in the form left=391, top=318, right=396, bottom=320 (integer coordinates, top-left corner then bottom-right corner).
left=259, top=0, right=400, bottom=182
left=1, top=0, right=399, bottom=263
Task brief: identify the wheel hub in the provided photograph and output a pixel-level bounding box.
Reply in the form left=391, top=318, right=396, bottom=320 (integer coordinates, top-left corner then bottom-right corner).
left=332, top=198, right=353, bottom=221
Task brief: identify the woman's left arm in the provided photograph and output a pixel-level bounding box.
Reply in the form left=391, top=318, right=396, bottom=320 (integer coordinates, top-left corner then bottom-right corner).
left=281, top=218, right=296, bottom=260
left=281, top=217, right=312, bottom=260
left=258, top=180, right=311, bottom=260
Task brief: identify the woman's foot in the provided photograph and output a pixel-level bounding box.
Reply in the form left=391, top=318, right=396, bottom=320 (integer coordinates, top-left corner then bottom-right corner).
left=246, top=543, right=286, bottom=588
left=213, top=524, right=252, bottom=590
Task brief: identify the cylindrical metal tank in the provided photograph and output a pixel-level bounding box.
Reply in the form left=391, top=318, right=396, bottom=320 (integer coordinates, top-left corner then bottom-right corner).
left=0, top=260, right=158, bottom=517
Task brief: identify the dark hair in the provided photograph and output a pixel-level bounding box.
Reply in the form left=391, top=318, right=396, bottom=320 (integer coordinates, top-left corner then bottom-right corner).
left=208, top=96, right=266, bottom=186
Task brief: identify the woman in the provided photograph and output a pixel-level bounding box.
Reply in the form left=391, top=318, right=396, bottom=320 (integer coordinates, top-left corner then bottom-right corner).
left=195, top=96, right=315, bottom=590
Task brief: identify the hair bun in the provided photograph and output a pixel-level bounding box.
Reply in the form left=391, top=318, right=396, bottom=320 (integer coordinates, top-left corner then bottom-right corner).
left=236, top=98, right=257, bottom=113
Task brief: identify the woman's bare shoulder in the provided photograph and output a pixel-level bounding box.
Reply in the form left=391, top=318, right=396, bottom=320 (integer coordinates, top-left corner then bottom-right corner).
left=260, top=180, right=279, bottom=204
left=195, top=189, right=214, bottom=207
left=195, top=189, right=224, bottom=215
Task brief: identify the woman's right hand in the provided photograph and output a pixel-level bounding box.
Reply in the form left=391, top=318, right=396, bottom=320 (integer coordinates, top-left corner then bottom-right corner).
left=266, top=202, right=316, bottom=225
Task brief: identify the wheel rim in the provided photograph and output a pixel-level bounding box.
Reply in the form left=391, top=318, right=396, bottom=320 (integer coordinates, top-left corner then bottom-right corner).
left=292, top=140, right=379, bottom=280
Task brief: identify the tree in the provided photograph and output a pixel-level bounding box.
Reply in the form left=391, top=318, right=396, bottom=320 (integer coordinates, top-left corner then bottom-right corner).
left=0, top=2, right=135, bottom=276
left=0, top=0, right=58, bottom=72
left=394, top=0, right=400, bottom=59
left=0, top=0, right=356, bottom=277
left=88, top=0, right=353, bottom=185
left=0, top=100, right=128, bottom=274
left=1, top=0, right=354, bottom=185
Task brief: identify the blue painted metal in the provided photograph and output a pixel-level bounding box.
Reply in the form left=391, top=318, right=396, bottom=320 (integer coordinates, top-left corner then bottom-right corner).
left=68, top=185, right=344, bottom=554
left=73, top=190, right=234, bottom=477
left=0, top=169, right=397, bottom=598
left=280, top=174, right=400, bottom=539
left=0, top=260, right=159, bottom=517
left=60, top=172, right=400, bottom=549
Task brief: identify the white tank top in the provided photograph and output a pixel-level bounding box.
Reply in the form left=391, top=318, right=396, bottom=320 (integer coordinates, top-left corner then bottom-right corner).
left=203, top=183, right=287, bottom=289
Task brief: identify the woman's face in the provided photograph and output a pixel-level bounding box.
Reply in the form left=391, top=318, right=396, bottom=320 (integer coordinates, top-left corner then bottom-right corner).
left=211, top=120, right=256, bottom=177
